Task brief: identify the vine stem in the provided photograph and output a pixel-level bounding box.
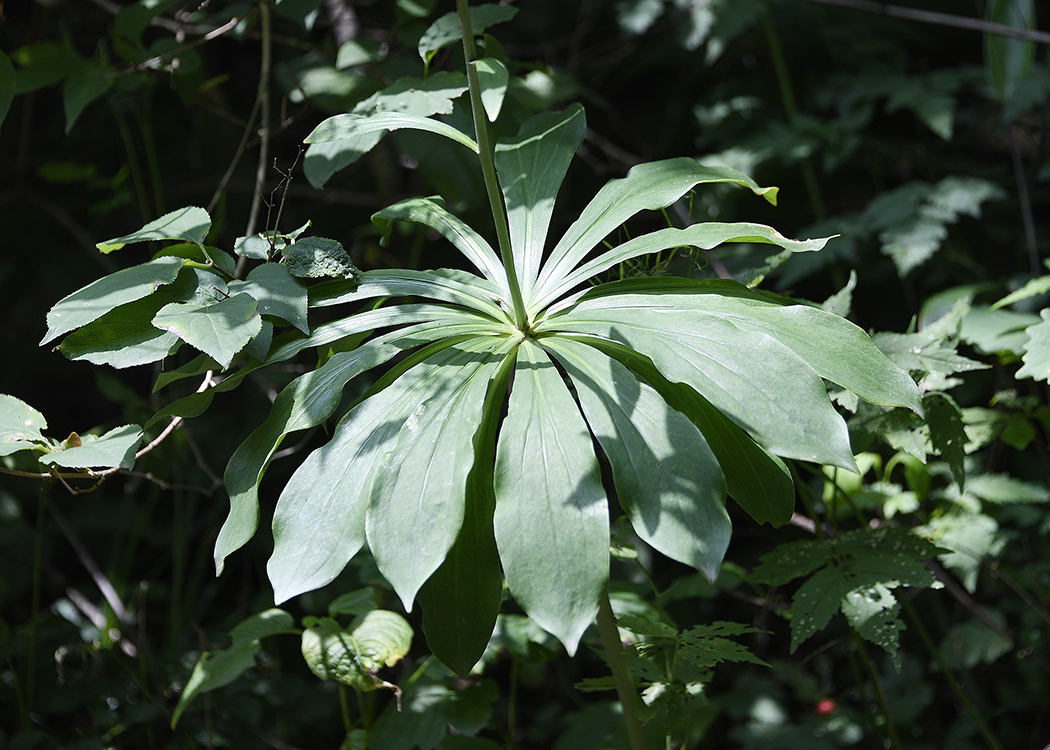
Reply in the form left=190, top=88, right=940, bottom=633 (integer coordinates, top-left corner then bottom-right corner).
left=596, top=591, right=651, bottom=750
left=455, top=0, right=528, bottom=331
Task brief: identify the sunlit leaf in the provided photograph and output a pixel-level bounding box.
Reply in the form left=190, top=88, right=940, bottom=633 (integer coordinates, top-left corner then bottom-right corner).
left=153, top=293, right=261, bottom=369
left=96, top=206, right=211, bottom=254
left=0, top=394, right=48, bottom=457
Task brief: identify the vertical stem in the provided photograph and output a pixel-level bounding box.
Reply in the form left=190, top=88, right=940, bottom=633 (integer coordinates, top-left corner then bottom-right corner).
left=901, top=597, right=1004, bottom=750
left=1009, top=120, right=1039, bottom=275
left=596, top=591, right=651, bottom=750
left=455, top=0, right=528, bottom=330
left=849, top=627, right=902, bottom=749
left=239, top=0, right=273, bottom=277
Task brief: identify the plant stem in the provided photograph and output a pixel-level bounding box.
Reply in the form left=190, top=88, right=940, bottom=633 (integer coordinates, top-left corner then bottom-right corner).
left=901, top=597, right=1005, bottom=750
left=455, top=0, right=528, bottom=331
left=596, top=591, right=651, bottom=750
left=849, top=627, right=902, bottom=749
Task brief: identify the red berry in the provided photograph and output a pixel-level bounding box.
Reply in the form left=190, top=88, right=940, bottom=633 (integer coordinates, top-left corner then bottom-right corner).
left=815, top=699, right=836, bottom=715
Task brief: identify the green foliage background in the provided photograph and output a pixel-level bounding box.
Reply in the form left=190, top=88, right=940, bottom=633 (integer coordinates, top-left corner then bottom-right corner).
left=1, top=0, right=1049, bottom=748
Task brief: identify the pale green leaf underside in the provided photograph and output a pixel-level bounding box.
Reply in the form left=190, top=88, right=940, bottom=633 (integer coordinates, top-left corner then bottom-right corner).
left=418, top=4, right=519, bottom=63
left=494, top=339, right=609, bottom=654
left=542, top=304, right=856, bottom=469
left=367, top=337, right=518, bottom=609
left=218, top=315, right=496, bottom=576
left=96, top=206, right=211, bottom=254
left=543, top=337, right=730, bottom=579
left=0, top=394, right=48, bottom=457
left=42, top=256, right=184, bottom=345
left=563, top=284, right=921, bottom=413
left=40, top=424, right=142, bottom=470
left=305, top=111, right=479, bottom=154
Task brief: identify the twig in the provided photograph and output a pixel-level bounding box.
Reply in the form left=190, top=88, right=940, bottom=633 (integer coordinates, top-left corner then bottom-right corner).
left=801, top=0, right=1050, bottom=45
left=103, top=17, right=243, bottom=79
left=240, top=1, right=274, bottom=278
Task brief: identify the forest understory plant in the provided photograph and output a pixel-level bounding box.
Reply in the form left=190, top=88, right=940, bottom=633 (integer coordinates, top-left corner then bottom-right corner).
left=18, top=1, right=1048, bottom=748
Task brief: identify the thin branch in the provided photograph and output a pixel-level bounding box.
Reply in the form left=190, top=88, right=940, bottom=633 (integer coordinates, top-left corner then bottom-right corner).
left=242, top=0, right=274, bottom=279
left=103, top=17, right=243, bottom=79
left=801, top=0, right=1050, bottom=45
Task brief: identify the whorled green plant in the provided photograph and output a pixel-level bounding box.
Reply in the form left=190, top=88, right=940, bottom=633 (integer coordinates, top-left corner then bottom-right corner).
left=210, top=14, right=921, bottom=678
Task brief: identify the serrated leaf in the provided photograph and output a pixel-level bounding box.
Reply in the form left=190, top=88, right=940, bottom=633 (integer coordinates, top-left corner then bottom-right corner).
left=991, top=274, right=1050, bottom=310
left=494, top=339, right=608, bottom=655
left=0, top=394, right=48, bottom=457
left=790, top=566, right=850, bottom=653
left=960, top=305, right=1037, bottom=356
left=918, top=513, right=1004, bottom=593
left=39, top=424, right=142, bottom=470
left=57, top=293, right=184, bottom=368
left=1016, top=308, right=1050, bottom=383
left=283, top=236, right=359, bottom=280
left=924, top=392, right=968, bottom=488
left=153, top=293, right=261, bottom=369
left=751, top=538, right=831, bottom=586
left=42, top=256, right=185, bottom=345
left=96, top=206, right=211, bottom=253
left=544, top=336, right=730, bottom=579
left=418, top=4, right=519, bottom=64
left=229, top=263, right=309, bottom=333
left=171, top=609, right=295, bottom=728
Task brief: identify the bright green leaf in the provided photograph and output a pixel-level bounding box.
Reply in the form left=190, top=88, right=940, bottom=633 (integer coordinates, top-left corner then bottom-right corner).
left=96, top=206, right=211, bottom=253
left=544, top=336, right=730, bottom=579
left=153, top=293, right=261, bottom=369
left=495, top=104, right=586, bottom=301
left=0, top=394, right=48, bottom=457
left=1016, top=308, right=1050, bottom=383
left=475, top=58, right=508, bottom=121
left=41, top=256, right=184, bottom=345
left=40, top=424, right=142, bottom=470
left=418, top=4, right=519, bottom=65
left=301, top=611, right=412, bottom=690
left=305, top=111, right=479, bottom=155
left=494, top=339, right=608, bottom=655
left=229, top=263, right=309, bottom=333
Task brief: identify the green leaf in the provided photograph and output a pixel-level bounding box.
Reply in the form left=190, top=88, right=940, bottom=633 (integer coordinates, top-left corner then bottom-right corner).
left=217, top=313, right=496, bottom=576
left=543, top=336, right=730, bottom=579
left=303, top=73, right=468, bottom=187
left=543, top=298, right=857, bottom=470
left=1016, top=308, right=1050, bottom=383
left=494, top=339, right=609, bottom=654
left=301, top=611, right=412, bottom=689
left=419, top=345, right=512, bottom=676
left=282, top=236, right=360, bottom=280
left=918, top=513, right=1003, bottom=593
left=536, top=224, right=829, bottom=314
left=990, top=274, right=1050, bottom=310
left=41, top=256, right=184, bottom=345
left=0, top=51, right=17, bottom=133
left=535, top=159, right=778, bottom=302
left=495, top=105, right=586, bottom=301
left=789, top=566, right=849, bottom=653
left=63, top=63, right=114, bottom=134
left=475, top=58, right=508, bottom=121
left=751, top=538, right=830, bottom=587
left=96, top=206, right=211, bottom=253
left=0, top=394, right=48, bottom=457
left=418, top=4, right=519, bottom=65
left=966, top=472, right=1049, bottom=504
left=305, top=111, right=479, bottom=155
left=40, top=424, right=142, bottom=470
left=153, top=293, right=261, bottom=369
left=57, top=294, right=184, bottom=369
left=11, top=41, right=84, bottom=94
left=985, top=0, right=1036, bottom=103
left=171, top=609, right=295, bottom=728
left=960, top=305, right=1037, bottom=356
left=924, top=392, right=968, bottom=488
left=372, top=197, right=508, bottom=291
left=265, top=334, right=477, bottom=599
left=367, top=338, right=516, bottom=610
left=370, top=676, right=499, bottom=750
left=229, top=263, right=310, bottom=333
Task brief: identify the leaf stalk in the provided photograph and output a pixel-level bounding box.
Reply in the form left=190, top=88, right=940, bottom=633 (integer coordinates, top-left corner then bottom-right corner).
left=455, top=0, right=529, bottom=331
left=596, top=591, right=652, bottom=750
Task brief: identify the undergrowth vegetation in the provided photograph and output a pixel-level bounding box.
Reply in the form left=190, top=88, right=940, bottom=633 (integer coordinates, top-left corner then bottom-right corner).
left=1, top=1, right=1048, bottom=748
